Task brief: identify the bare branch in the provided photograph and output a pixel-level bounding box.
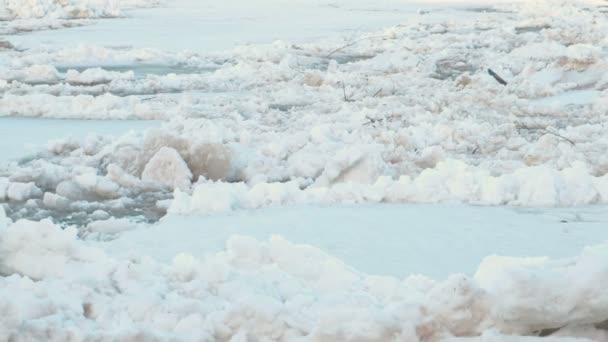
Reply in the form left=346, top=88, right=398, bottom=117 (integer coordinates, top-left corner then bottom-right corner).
left=326, top=35, right=386, bottom=58
left=540, top=128, right=575, bottom=146
left=517, top=124, right=575, bottom=146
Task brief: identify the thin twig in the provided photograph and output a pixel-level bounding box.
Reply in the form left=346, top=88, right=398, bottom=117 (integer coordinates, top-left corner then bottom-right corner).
left=372, top=88, right=383, bottom=97
left=539, top=128, right=575, bottom=146
left=342, top=82, right=354, bottom=102
left=517, top=124, right=575, bottom=146
left=326, top=35, right=386, bottom=58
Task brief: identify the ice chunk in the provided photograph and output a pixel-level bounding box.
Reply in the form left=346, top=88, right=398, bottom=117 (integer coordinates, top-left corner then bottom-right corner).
left=187, top=142, right=233, bottom=181
left=55, top=180, right=97, bottom=201
left=0, top=178, right=8, bottom=201
left=42, top=192, right=71, bottom=210
left=475, top=244, right=608, bottom=333
left=315, top=147, right=391, bottom=187
left=74, top=173, right=122, bottom=200
left=65, top=67, right=135, bottom=86
left=7, top=182, right=42, bottom=202
left=0, top=205, right=8, bottom=230
left=141, top=129, right=190, bottom=168
left=12, top=65, right=60, bottom=84
left=86, top=217, right=137, bottom=235
left=141, top=147, right=192, bottom=190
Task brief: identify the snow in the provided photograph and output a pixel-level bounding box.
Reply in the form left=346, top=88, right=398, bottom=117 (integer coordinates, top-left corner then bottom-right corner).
left=1, top=0, right=608, bottom=340
left=168, top=160, right=608, bottom=215
left=0, top=212, right=608, bottom=340
left=2, top=0, right=607, bottom=192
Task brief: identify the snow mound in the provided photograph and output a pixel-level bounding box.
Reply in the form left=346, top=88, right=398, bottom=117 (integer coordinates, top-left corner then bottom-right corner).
left=476, top=245, right=608, bottom=334
left=0, top=218, right=607, bottom=340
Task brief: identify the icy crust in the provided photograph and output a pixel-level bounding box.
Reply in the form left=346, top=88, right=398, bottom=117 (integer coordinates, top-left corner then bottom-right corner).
left=0, top=216, right=606, bottom=341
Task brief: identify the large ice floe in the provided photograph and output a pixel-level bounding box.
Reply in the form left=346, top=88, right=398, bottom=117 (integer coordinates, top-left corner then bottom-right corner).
left=1, top=0, right=608, bottom=340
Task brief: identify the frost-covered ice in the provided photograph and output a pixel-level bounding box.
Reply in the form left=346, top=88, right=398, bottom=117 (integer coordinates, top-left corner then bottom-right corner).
left=2, top=0, right=608, bottom=340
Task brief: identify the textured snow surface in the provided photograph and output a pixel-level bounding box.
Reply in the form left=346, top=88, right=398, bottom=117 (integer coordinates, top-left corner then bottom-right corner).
left=0, top=216, right=607, bottom=341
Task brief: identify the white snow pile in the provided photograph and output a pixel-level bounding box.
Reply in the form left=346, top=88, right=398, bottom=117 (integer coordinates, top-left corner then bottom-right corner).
left=0, top=217, right=607, bottom=341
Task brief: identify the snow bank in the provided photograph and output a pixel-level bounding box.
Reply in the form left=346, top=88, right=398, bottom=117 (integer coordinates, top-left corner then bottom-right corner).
left=0, top=218, right=606, bottom=340
left=170, top=160, right=608, bottom=215
left=476, top=246, right=608, bottom=334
